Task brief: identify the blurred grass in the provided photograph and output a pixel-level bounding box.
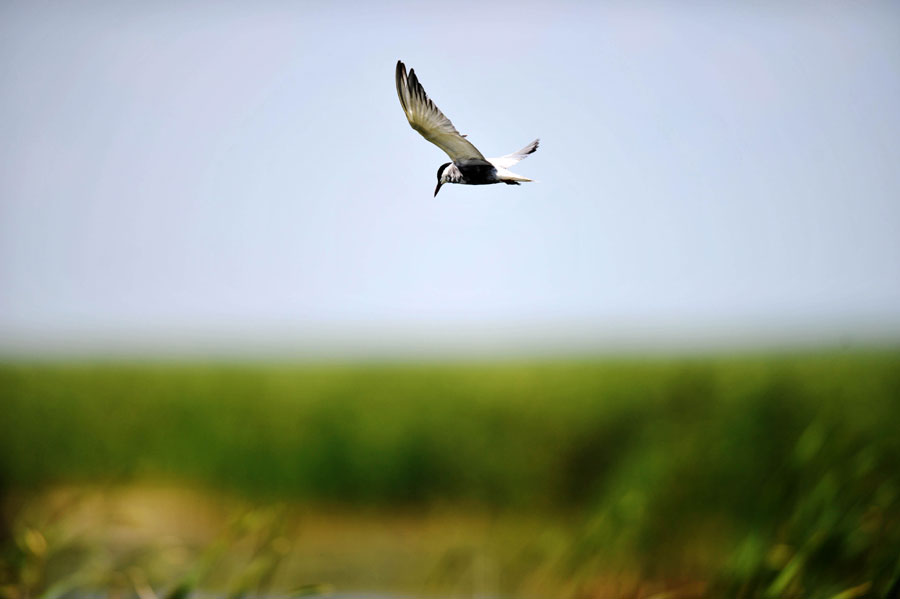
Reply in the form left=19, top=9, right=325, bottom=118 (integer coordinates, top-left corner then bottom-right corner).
left=1, top=351, right=899, bottom=597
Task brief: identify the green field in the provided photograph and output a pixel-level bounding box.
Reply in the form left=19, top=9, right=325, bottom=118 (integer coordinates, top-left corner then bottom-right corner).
left=2, top=351, right=899, bottom=597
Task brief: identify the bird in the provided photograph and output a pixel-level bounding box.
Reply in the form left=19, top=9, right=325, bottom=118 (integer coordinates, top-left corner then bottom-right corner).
left=395, top=60, right=539, bottom=197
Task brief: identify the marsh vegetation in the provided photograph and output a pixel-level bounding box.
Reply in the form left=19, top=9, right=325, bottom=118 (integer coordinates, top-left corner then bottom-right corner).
left=2, top=352, right=899, bottom=598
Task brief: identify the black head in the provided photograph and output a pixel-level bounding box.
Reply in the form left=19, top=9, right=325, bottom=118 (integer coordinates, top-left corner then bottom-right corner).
left=434, top=162, right=451, bottom=197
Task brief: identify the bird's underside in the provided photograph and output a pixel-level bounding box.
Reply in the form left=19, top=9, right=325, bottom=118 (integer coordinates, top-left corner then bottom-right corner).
left=453, top=160, right=505, bottom=185
left=395, top=60, right=538, bottom=195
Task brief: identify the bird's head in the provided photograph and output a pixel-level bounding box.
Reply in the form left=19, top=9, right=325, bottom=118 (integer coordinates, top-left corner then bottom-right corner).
left=435, top=162, right=452, bottom=197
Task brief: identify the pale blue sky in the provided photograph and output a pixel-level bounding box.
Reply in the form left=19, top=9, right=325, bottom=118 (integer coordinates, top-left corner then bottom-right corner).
left=1, top=1, right=899, bottom=355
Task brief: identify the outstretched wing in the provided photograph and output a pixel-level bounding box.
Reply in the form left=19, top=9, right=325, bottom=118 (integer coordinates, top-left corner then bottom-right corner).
left=395, top=60, right=488, bottom=164
left=488, top=139, right=540, bottom=169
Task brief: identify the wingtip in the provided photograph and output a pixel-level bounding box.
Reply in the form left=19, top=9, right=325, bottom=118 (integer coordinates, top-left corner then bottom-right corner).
left=519, top=138, right=539, bottom=156
left=396, top=61, right=409, bottom=112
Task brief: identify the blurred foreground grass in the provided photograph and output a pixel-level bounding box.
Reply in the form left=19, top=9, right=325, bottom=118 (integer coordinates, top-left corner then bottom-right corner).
left=1, top=351, right=899, bottom=598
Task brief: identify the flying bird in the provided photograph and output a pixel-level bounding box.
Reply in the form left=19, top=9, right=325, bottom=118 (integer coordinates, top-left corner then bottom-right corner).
left=395, top=60, right=539, bottom=197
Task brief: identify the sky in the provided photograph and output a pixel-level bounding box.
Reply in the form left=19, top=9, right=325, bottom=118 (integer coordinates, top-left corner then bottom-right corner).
left=1, top=1, right=899, bottom=356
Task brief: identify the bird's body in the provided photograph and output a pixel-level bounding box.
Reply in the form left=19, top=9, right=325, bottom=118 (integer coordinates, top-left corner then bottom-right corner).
left=395, top=60, right=539, bottom=196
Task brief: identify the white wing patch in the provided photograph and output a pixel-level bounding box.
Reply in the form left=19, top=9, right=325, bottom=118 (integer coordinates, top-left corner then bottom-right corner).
left=488, top=139, right=540, bottom=170
left=395, top=61, right=488, bottom=164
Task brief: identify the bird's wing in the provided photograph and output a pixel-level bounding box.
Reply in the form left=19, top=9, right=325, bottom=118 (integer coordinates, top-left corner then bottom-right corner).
left=488, top=139, right=540, bottom=169
left=396, top=61, right=488, bottom=164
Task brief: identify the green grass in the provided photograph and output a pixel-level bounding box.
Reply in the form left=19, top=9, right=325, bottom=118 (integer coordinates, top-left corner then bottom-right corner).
left=2, top=351, right=899, bottom=597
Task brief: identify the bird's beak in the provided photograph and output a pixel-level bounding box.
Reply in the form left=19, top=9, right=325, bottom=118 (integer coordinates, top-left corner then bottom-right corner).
left=434, top=181, right=443, bottom=197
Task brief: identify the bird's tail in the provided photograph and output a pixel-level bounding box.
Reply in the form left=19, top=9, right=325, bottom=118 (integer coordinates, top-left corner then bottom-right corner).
left=496, top=167, right=534, bottom=183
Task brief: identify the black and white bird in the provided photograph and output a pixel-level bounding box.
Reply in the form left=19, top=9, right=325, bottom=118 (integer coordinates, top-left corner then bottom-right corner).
left=395, top=60, right=539, bottom=197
